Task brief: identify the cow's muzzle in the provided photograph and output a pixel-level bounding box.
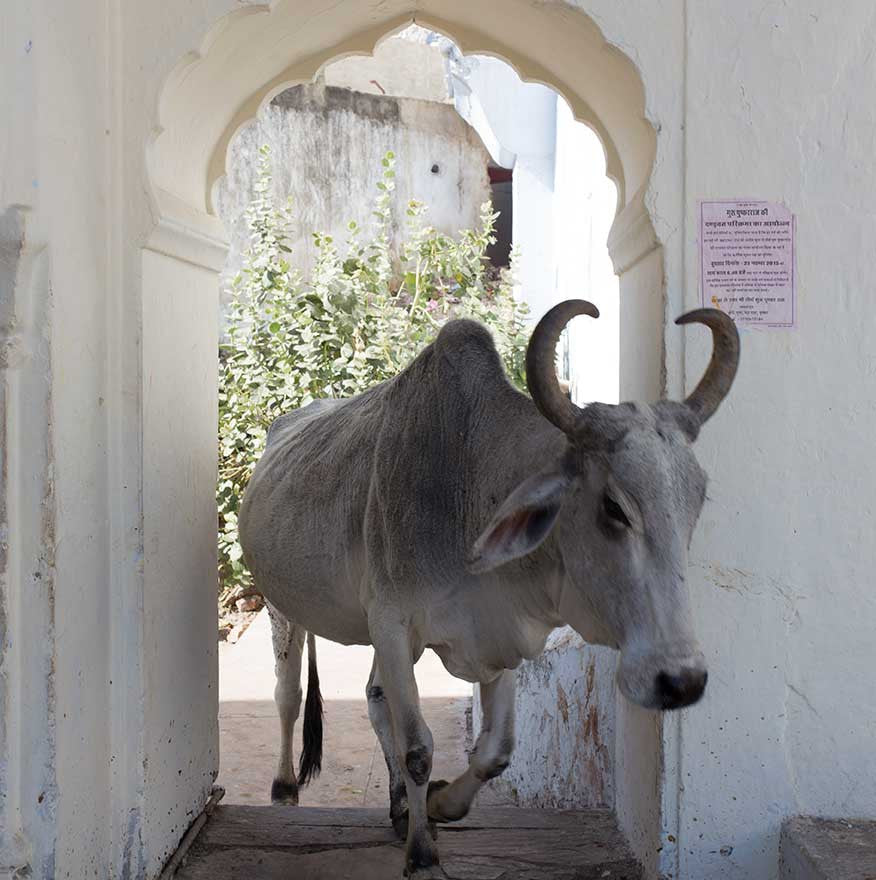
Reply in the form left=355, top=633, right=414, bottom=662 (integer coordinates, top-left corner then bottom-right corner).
left=655, top=668, right=707, bottom=710
left=617, top=648, right=708, bottom=710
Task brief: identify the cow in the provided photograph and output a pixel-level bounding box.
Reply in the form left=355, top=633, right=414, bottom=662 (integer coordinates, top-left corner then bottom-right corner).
left=238, top=300, right=740, bottom=879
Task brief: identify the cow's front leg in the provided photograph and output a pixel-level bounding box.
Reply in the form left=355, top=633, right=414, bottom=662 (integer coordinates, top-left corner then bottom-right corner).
left=366, top=655, right=409, bottom=838
left=369, top=612, right=446, bottom=879
left=428, top=668, right=515, bottom=823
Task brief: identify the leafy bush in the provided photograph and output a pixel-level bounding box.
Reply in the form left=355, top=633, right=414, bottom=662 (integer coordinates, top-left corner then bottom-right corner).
left=218, top=145, right=529, bottom=603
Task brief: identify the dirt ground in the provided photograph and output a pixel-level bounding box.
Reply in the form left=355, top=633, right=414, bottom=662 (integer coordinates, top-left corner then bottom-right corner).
left=217, top=609, right=512, bottom=809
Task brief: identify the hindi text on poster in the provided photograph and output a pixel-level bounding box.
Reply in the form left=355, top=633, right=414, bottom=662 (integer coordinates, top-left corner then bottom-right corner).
left=699, top=200, right=795, bottom=327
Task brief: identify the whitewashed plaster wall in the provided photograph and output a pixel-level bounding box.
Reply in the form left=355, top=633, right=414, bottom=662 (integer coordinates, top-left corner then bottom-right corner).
left=215, top=81, right=490, bottom=307
left=450, top=58, right=620, bottom=399
left=667, top=4, right=876, bottom=878
left=5, top=3, right=875, bottom=880
left=552, top=97, right=620, bottom=407
left=1, top=5, right=115, bottom=878
left=453, top=56, right=560, bottom=319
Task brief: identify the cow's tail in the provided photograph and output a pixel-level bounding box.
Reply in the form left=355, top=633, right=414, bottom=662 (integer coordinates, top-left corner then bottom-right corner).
left=297, top=631, right=323, bottom=787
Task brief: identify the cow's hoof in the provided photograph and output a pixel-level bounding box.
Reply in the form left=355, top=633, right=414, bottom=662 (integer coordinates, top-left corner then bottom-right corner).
left=403, top=846, right=447, bottom=879
left=402, top=865, right=448, bottom=879
left=427, top=779, right=466, bottom=823
left=393, top=781, right=447, bottom=839
left=392, top=813, right=439, bottom=841
left=270, top=778, right=299, bottom=805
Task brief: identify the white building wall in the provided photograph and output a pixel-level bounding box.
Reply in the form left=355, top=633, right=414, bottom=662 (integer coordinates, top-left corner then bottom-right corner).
left=325, top=27, right=450, bottom=102
left=141, top=251, right=220, bottom=877
left=668, top=4, right=876, bottom=877
left=454, top=56, right=559, bottom=319
left=553, top=97, right=619, bottom=407
left=1, top=4, right=116, bottom=876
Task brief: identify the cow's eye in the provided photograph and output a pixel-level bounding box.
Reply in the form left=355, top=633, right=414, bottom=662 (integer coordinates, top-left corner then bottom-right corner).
left=603, top=494, right=631, bottom=528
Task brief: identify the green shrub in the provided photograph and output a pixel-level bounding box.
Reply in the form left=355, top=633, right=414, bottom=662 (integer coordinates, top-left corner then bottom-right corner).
left=218, top=145, right=529, bottom=603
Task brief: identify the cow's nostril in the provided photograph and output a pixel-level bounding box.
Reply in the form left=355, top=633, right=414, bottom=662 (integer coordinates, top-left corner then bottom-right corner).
left=655, top=669, right=708, bottom=710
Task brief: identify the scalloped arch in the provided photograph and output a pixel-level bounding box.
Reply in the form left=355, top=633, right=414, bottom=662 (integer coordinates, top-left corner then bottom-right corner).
left=149, top=0, right=656, bottom=237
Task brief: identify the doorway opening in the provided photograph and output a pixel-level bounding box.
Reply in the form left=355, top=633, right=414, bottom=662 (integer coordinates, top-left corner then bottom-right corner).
left=144, top=2, right=664, bottom=873
left=212, top=23, right=619, bottom=813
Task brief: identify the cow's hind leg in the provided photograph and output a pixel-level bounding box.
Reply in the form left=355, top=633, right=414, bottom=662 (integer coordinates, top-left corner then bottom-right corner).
left=267, top=603, right=306, bottom=804
left=427, top=668, right=515, bottom=823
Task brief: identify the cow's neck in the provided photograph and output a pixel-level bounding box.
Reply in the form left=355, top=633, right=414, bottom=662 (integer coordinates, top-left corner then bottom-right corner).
left=469, top=392, right=617, bottom=652
left=467, top=397, right=571, bottom=627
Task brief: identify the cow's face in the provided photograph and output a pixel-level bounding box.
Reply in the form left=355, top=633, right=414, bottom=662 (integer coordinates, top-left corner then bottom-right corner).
left=556, top=404, right=709, bottom=709
left=468, top=301, right=739, bottom=712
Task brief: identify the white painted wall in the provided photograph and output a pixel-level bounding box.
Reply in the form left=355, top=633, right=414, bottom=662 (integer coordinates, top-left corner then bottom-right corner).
left=668, top=5, right=876, bottom=877
left=450, top=56, right=619, bottom=401
left=5, top=3, right=876, bottom=880
left=553, top=98, right=619, bottom=407
left=141, top=251, right=220, bottom=877
left=452, top=56, right=559, bottom=319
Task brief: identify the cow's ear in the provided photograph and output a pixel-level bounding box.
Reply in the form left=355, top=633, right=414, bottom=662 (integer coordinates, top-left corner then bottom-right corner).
left=468, top=472, right=571, bottom=573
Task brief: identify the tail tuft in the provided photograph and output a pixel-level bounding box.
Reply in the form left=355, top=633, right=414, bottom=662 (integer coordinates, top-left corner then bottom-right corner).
left=297, top=632, right=323, bottom=786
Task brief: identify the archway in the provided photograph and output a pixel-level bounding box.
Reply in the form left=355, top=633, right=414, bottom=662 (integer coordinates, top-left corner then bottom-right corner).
left=142, top=2, right=680, bottom=876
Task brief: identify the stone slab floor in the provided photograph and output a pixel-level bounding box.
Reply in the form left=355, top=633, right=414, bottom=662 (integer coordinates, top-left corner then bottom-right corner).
left=177, top=805, right=643, bottom=879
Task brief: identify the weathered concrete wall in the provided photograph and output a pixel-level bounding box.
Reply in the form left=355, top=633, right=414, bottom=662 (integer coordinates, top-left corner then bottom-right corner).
left=215, top=82, right=490, bottom=297
left=478, top=629, right=618, bottom=809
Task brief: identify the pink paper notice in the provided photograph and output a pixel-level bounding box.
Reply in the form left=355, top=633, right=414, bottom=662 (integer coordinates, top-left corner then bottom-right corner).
left=699, top=200, right=795, bottom=327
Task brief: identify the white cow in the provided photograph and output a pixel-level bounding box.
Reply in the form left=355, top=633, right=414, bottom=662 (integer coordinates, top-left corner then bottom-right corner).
left=239, top=300, right=740, bottom=878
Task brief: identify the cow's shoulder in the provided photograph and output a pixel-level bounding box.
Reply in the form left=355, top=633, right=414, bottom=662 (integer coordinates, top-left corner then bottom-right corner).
left=422, top=318, right=507, bottom=391
left=434, top=317, right=496, bottom=351
left=433, top=318, right=502, bottom=367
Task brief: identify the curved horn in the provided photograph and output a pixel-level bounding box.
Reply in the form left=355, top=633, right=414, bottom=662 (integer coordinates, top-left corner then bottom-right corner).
left=675, top=308, right=740, bottom=426
left=526, top=300, right=600, bottom=435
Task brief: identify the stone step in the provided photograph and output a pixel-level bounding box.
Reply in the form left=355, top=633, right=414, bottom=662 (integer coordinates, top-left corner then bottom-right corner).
left=176, top=804, right=643, bottom=879
left=780, top=816, right=876, bottom=880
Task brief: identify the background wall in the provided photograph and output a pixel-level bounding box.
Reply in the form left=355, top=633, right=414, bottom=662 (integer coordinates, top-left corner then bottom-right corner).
left=215, top=80, right=490, bottom=304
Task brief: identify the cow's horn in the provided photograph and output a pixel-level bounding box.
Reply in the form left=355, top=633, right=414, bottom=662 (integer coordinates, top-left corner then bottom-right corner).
left=526, top=300, right=599, bottom=435
left=675, top=308, right=740, bottom=426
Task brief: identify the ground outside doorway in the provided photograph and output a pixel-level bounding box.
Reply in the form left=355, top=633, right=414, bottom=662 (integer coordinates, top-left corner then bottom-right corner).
left=172, top=609, right=642, bottom=878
